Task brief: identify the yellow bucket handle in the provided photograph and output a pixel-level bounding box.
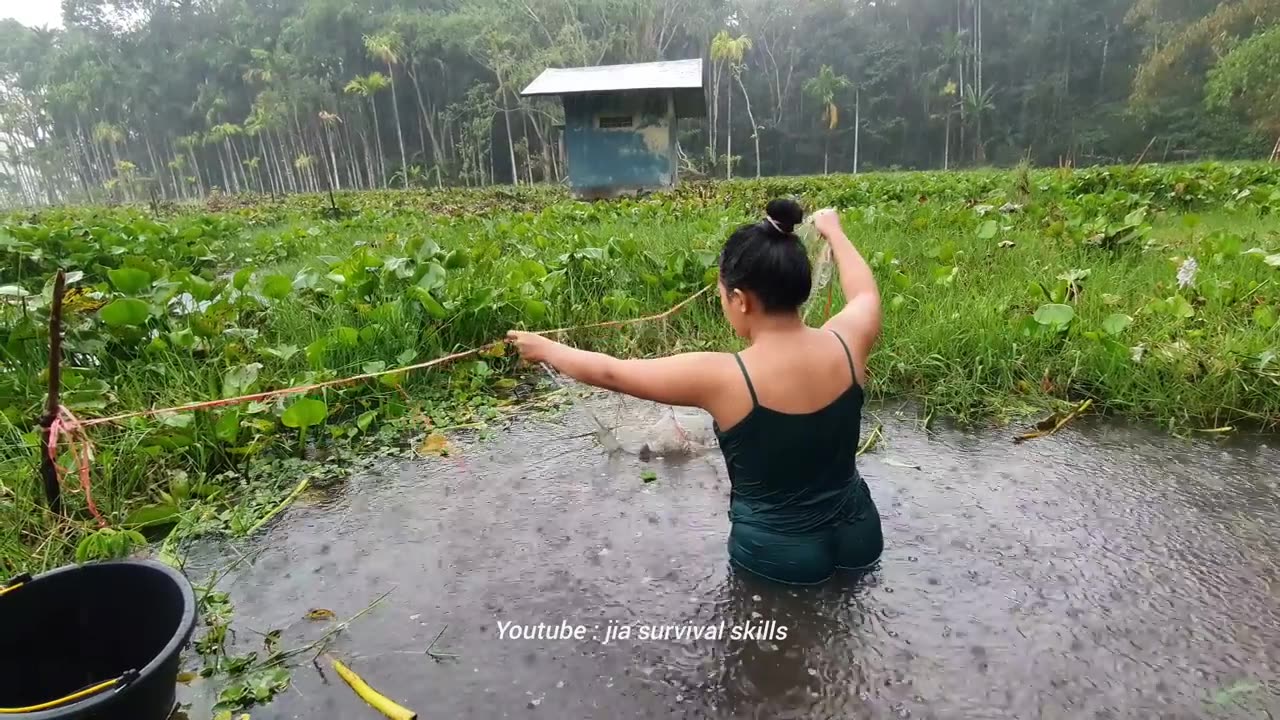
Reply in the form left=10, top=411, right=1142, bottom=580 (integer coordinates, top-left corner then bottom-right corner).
left=0, top=677, right=125, bottom=714
left=0, top=576, right=136, bottom=714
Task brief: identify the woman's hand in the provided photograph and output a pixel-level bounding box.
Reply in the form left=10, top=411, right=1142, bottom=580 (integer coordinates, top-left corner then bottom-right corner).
left=505, top=330, right=557, bottom=364
left=812, top=208, right=844, bottom=240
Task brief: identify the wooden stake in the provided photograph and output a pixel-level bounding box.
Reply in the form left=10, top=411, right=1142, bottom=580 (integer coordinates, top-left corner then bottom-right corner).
left=40, top=270, right=67, bottom=514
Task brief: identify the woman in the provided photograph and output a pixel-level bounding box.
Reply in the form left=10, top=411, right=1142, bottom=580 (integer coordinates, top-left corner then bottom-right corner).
left=506, top=200, right=883, bottom=585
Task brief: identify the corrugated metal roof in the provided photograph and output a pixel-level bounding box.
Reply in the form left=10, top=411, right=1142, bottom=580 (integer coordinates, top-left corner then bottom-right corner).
left=521, top=59, right=703, bottom=97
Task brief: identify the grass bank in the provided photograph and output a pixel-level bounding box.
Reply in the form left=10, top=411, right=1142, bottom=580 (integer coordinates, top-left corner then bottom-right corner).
left=2, top=162, right=1279, bottom=576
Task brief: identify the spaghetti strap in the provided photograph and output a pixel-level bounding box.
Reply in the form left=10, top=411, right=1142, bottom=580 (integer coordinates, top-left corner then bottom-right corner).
left=829, top=329, right=858, bottom=385
left=733, top=353, right=760, bottom=408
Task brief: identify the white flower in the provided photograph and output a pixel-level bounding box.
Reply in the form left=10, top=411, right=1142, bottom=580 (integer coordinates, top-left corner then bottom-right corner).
left=1176, top=256, right=1199, bottom=289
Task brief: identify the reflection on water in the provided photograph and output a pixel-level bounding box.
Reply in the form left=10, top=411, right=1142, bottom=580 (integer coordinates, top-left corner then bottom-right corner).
left=181, top=407, right=1280, bottom=719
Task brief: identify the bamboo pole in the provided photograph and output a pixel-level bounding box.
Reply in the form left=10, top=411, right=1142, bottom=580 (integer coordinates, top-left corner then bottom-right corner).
left=39, top=270, right=66, bottom=514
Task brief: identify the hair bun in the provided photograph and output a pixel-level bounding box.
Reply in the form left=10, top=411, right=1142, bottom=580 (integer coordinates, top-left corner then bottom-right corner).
left=764, top=198, right=804, bottom=236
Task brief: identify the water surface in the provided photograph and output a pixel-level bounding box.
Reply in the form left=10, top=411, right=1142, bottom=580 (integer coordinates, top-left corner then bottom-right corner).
left=182, top=407, right=1280, bottom=719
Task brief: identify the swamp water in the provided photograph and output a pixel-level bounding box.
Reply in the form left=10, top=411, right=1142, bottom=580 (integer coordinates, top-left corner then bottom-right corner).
left=181, top=401, right=1280, bottom=719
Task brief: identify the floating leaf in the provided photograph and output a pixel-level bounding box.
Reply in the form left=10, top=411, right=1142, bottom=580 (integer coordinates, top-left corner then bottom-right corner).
left=1033, top=303, right=1075, bottom=328
left=419, top=432, right=450, bottom=456
left=108, top=267, right=152, bottom=294
left=100, top=298, right=151, bottom=327
left=305, top=608, right=336, bottom=621
left=641, top=469, right=657, bottom=483
left=282, top=398, right=328, bottom=429
left=1101, top=314, right=1132, bottom=336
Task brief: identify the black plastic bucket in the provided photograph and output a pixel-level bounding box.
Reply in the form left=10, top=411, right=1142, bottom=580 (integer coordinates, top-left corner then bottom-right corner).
left=0, top=560, right=196, bottom=719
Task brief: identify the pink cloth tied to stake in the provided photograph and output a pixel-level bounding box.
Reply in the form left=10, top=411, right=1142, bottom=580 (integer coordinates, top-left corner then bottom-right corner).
left=46, top=405, right=106, bottom=527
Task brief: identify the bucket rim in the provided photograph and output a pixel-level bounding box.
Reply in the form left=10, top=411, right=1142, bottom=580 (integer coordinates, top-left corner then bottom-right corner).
left=2, top=559, right=196, bottom=719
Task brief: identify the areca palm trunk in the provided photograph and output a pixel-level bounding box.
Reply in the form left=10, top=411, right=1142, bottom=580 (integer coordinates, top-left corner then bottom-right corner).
left=367, top=99, right=387, bottom=188
left=386, top=62, right=409, bottom=189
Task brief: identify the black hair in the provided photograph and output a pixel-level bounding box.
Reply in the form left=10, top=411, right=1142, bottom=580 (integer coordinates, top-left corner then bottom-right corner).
left=718, top=198, right=811, bottom=314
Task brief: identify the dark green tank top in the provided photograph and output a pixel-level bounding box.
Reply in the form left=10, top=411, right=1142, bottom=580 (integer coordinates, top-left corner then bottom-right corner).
left=713, top=330, right=867, bottom=534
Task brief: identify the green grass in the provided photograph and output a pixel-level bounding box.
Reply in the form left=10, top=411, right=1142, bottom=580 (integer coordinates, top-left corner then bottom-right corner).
left=2, top=161, right=1279, bottom=576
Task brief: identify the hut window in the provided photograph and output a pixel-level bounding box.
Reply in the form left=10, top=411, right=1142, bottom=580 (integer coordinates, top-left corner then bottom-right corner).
left=598, top=115, right=635, bottom=130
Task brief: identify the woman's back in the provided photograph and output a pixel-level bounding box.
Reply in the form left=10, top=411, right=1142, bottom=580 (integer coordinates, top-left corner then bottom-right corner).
left=713, top=328, right=866, bottom=535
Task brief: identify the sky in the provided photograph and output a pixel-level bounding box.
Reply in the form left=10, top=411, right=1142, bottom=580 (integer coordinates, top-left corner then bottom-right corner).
left=0, top=0, right=64, bottom=28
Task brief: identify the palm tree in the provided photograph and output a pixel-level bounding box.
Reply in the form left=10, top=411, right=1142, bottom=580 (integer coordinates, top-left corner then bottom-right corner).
left=318, top=110, right=343, bottom=191
left=176, top=133, right=205, bottom=196
left=345, top=73, right=391, bottom=188
left=711, top=32, right=752, bottom=179
left=803, top=65, right=850, bottom=175
left=364, top=33, right=410, bottom=189
left=962, top=83, right=996, bottom=164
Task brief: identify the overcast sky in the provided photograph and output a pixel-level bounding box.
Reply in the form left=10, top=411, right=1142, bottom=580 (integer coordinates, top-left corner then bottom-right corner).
left=1, top=0, right=64, bottom=28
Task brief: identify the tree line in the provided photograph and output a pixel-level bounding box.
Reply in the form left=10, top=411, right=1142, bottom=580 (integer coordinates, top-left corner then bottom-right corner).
left=0, top=0, right=1277, bottom=207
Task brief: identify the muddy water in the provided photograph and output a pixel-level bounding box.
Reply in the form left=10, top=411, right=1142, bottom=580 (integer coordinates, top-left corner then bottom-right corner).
left=182, top=407, right=1280, bottom=719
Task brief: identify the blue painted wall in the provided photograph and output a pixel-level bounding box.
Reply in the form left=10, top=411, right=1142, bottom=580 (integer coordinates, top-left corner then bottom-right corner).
left=562, top=91, right=676, bottom=195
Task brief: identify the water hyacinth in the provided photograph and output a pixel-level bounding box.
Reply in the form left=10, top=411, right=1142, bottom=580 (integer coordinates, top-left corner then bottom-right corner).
left=1177, top=256, right=1199, bottom=289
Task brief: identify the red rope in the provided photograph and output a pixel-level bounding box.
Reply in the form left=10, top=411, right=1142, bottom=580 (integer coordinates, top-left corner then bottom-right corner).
left=48, top=284, right=714, bottom=525
left=46, top=406, right=105, bottom=527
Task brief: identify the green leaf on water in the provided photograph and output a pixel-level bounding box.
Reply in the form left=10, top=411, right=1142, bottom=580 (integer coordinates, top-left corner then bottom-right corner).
left=261, top=274, right=292, bottom=300
left=282, top=398, right=327, bottom=429
left=100, top=298, right=151, bottom=327
left=1102, top=314, right=1132, bottom=336
left=1033, top=303, right=1075, bottom=328
left=976, top=220, right=998, bottom=240
left=641, top=469, right=658, bottom=483
left=108, top=267, right=152, bottom=294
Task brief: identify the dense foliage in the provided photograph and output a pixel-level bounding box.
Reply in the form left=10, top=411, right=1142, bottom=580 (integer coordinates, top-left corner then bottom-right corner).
left=2, top=0, right=1278, bottom=207
left=2, top=161, right=1279, bottom=578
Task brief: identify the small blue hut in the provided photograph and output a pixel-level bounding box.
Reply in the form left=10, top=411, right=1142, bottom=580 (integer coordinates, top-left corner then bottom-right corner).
left=521, top=59, right=706, bottom=199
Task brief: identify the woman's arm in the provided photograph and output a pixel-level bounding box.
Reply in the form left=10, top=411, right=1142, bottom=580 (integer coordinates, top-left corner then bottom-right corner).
left=814, top=209, right=882, bottom=366
left=506, top=331, right=723, bottom=409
